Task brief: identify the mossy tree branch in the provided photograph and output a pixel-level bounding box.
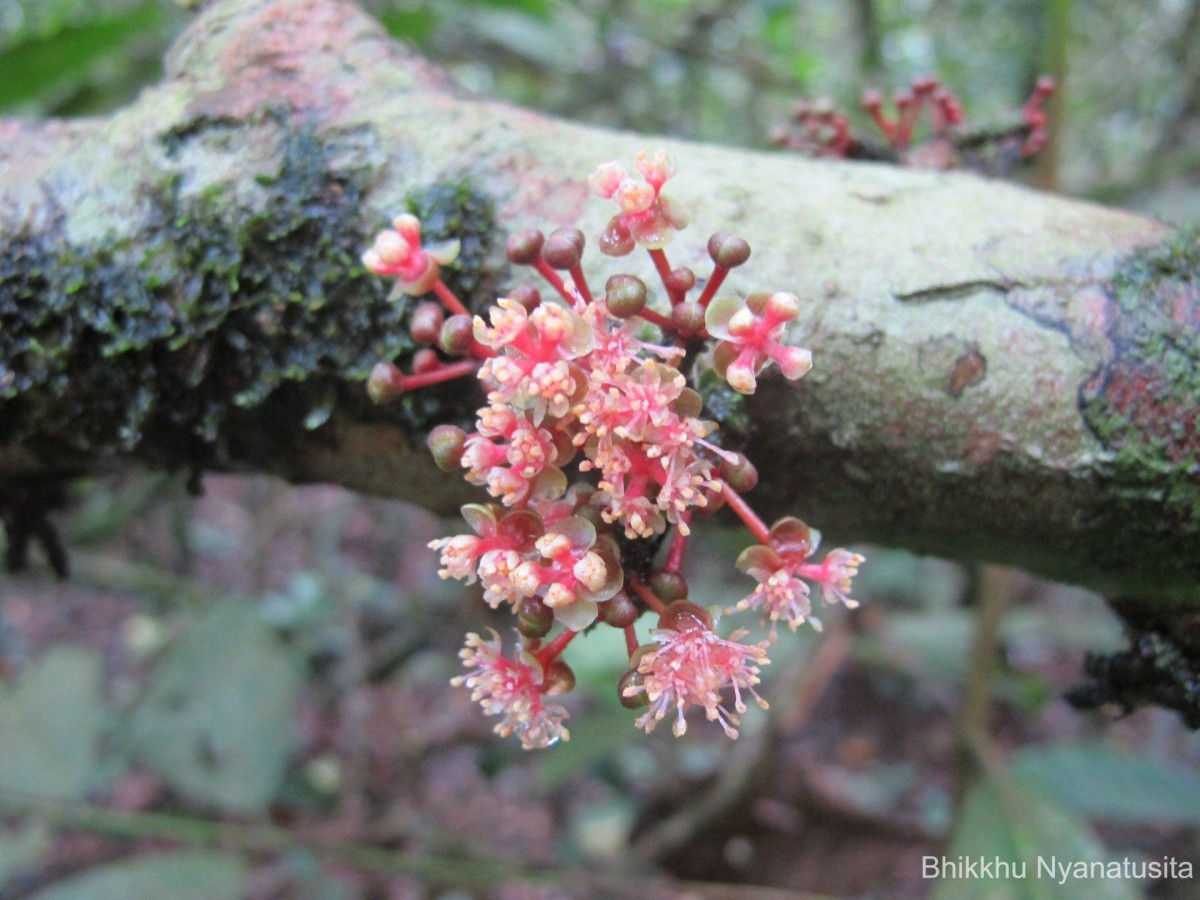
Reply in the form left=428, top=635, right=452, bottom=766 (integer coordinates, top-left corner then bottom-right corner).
left=1, top=0, right=1198, bottom=615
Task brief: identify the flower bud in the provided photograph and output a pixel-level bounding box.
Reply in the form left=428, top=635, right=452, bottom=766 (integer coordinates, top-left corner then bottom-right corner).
left=508, top=284, right=541, bottom=312
left=605, top=274, right=647, bottom=318
left=516, top=598, right=553, bottom=638
left=427, top=424, right=467, bottom=472
left=542, top=227, right=585, bottom=270
left=601, top=591, right=639, bottom=628
left=410, top=301, right=444, bottom=344
left=618, top=669, right=649, bottom=708
left=658, top=600, right=712, bottom=633
left=707, top=232, right=751, bottom=269
left=650, top=571, right=689, bottom=602
left=544, top=660, right=576, bottom=695
left=411, top=348, right=440, bottom=374
left=719, top=452, right=759, bottom=493
left=666, top=267, right=696, bottom=296
left=367, top=362, right=405, bottom=404
left=505, top=229, right=545, bottom=265
left=671, top=301, right=705, bottom=338
left=439, top=314, right=475, bottom=356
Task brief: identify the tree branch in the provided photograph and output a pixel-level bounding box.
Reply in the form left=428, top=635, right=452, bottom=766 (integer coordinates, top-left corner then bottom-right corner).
left=1, top=0, right=1197, bottom=610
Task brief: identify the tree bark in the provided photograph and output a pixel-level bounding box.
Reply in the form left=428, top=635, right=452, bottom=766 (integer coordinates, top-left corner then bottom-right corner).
left=1, top=0, right=1197, bottom=610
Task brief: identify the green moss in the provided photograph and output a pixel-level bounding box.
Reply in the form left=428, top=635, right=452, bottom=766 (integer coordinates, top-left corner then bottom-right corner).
left=1075, top=229, right=1200, bottom=595
left=0, top=119, right=492, bottom=476
left=1081, top=229, right=1200, bottom=483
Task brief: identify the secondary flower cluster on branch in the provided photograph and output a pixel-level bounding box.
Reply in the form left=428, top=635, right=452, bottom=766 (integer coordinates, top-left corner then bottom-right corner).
left=363, top=151, right=864, bottom=748
left=770, top=75, right=1056, bottom=174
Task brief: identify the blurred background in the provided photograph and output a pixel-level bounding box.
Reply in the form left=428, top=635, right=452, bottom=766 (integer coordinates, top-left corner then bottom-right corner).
left=1, top=0, right=1199, bottom=898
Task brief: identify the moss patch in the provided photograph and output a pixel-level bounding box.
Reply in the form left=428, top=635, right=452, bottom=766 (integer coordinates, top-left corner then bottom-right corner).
left=0, top=119, right=492, bottom=481
left=1080, top=229, right=1200, bottom=510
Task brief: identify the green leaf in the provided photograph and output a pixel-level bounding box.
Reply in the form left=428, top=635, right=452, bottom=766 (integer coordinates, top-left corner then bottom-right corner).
left=1013, top=743, right=1200, bottom=826
left=126, top=602, right=303, bottom=815
left=0, top=3, right=167, bottom=111
left=934, top=772, right=1140, bottom=900
left=0, top=648, right=103, bottom=801
left=29, top=851, right=245, bottom=900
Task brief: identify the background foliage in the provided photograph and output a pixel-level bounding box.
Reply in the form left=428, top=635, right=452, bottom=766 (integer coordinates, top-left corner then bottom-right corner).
left=1, top=0, right=1199, bottom=897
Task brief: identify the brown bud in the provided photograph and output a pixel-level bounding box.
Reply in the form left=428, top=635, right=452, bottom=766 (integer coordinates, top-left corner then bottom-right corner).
left=618, top=669, right=649, bottom=708
left=657, top=600, right=712, bottom=633
left=601, top=591, right=639, bottom=628
left=516, top=597, right=554, bottom=638
left=410, top=301, right=444, bottom=344
left=605, top=274, right=647, bottom=318
left=666, top=267, right=696, bottom=296
left=427, top=424, right=466, bottom=472
left=367, top=362, right=405, bottom=404
left=542, top=228, right=584, bottom=270
left=544, top=660, right=576, bottom=695
left=411, top=348, right=440, bottom=375
left=439, top=314, right=475, bottom=356
left=505, top=229, right=545, bottom=265
left=707, top=233, right=751, bottom=269
left=650, top=571, right=689, bottom=603
left=719, top=451, right=759, bottom=493
left=508, top=284, right=541, bottom=312
left=671, top=301, right=705, bottom=338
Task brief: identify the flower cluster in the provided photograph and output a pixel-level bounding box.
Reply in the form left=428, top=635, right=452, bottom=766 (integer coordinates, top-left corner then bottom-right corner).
left=364, top=152, right=865, bottom=747
left=771, top=75, right=1056, bottom=175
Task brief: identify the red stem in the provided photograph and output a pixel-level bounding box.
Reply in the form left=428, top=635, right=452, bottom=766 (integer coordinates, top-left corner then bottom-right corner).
left=638, top=307, right=675, bottom=332
left=647, top=248, right=682, bottom=305
left=624, top=624, right=640, bottom=658
left=533, top=260, right=577, bottom=305
left=431, top=279, right=470, bottom=317
left=534, top=628, right=578, bottom=667
left=629, top=577, right=667, bottom=615
left=694, top=265, right=729, bottom=309
left=569, top=264, right=594, bottom=305
left=719, top=479, right=771, bottom=545
left=397, top=359, right=479, bottom=391
left=664, top=514, right=690, bottom=574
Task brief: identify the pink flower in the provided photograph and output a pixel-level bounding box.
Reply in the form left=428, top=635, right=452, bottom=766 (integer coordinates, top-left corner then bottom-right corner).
left=363, top=213, right=460, bottom=297
left=734, top=517, right=863, bottom=635
left=429, top=504, right=543, bottom=608
left=511, top=516, right=623, bottom=631
left=589, top=150, right=690, bottom=255
left=705, top=292, right=813, bottom=394
left=624, top=602, right=769, bottom=739
left=452, top=629, right=570, bottom=749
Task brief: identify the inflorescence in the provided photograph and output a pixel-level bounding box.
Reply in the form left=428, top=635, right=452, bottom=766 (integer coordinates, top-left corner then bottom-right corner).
left=770, top=75, right=1056, bottom=174
left=363, top=151, right=864, bottom=748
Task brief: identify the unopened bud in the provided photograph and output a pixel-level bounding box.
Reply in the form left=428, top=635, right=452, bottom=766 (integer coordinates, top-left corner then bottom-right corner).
left=367, top=362, right=405, bottom=404
left=671, top=301, right=705, bottom=338
left=439, top=314, right=475, bottom=356
left=618, top=669, right=649, bottom=708
left=517, top=597, right=554, bottom=638
left=410, top=301, right=444, bottom=344
left=411, top=348, right=440, bottom=375
left=605, top=274, right=647, bottom=318
left=427, top=424, right=467, bottom=472
left=650, top=571, right=688, bottom=603
left=601, top=591, right=639, bottom=628
left=544, top=660, right=576, bottom=695
left=666, top=267, right=696, bottom=296
left=508, top=284, right=541, bottom=312
left=707, top=232, right=751, bottom=269
left=658, top=600, right=712, bottom=633
left=542, top=228, right=585, bottom=270
left=719, top=452, right=759, bottom=493
left=505, top=229, right=545, bottom=265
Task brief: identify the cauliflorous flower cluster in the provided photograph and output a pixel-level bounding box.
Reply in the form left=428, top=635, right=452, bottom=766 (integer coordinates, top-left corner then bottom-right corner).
left=771, top=74, right=1056, bottom=175
left=364, top=150, right=865, bottom=748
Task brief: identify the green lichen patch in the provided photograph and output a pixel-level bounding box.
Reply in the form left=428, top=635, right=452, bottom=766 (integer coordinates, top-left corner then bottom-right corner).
left=0, top=120, right=491, bottom=478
